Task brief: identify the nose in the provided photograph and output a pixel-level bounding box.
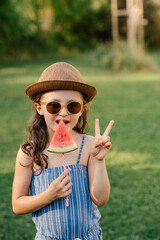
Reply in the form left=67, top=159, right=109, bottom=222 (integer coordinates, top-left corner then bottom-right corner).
left=59, top=106, right=68, bottom=116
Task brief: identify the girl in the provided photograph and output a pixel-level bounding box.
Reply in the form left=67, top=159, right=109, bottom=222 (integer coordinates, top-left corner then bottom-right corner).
left=12, top=62, right=114, bottom=240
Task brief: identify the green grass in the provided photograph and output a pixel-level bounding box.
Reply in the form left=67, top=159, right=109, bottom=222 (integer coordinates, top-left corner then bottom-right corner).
left=0, top=55, right=160, bottom=239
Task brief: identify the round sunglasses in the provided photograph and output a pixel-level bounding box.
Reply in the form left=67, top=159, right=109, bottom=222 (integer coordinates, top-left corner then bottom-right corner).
left=40, top=101, right=84, bottom=114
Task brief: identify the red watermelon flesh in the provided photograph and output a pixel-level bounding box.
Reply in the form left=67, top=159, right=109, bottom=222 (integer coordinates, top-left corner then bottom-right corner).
left=48, top=120, right=78, bottom=153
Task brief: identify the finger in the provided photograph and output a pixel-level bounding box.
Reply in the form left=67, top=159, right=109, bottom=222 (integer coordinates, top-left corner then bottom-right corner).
left=104, top=141, right=112, bottom=148
left=62, top=176, right=71, bottom=185
left=93, top=136, right=103, bottom=148
left=64, top=182, right=72, bottom=191
left=101, top=136, right=110, bottom=145
left=95, top=118, right=100, bottom=137
left=64, top=188, right=72, bottom=197
left=103, top=120, right=114, bottom=136
left=93, top=136, right=110, bottom=150
left=58, top=168, right=71, bottom=181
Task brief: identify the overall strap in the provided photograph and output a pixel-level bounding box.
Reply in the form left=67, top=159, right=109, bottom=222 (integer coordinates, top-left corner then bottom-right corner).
left=77, top=134, right=86, bottom=164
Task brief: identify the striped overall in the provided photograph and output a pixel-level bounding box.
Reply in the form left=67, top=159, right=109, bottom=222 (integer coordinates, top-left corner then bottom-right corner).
left=30, top=135, right=102, bottom=240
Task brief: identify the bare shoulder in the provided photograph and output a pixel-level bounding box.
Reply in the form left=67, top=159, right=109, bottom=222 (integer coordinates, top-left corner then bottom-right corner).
left=83, top=134, right=95, bottom=155
left=85, top=134, right=95, bottom=147
left=16, top=147, right=32, bottom=168
left=78, top=134, right=94, bottom=166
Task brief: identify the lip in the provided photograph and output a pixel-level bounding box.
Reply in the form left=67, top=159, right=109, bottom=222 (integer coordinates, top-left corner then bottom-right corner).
left=56, top=119, right=69, bottom=125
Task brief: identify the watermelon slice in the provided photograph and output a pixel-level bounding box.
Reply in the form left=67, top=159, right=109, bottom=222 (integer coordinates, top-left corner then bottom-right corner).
left=48, top=120, right=78, bottom=153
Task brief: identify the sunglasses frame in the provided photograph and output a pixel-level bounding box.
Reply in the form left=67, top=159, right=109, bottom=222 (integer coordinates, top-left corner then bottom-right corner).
left=40, top=100, right=85, bottom=114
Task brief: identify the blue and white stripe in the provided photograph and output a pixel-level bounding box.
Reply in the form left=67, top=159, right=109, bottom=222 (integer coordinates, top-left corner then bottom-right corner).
left=30, top=135, right=102, bottom=240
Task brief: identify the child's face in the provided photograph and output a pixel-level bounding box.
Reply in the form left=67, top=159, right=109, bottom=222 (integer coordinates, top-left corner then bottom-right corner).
left=35, top=90, right=84, bottom=135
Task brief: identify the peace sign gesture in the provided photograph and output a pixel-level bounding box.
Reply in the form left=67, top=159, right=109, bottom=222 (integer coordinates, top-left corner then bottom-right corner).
left=91, top=119, right=114, bottom=161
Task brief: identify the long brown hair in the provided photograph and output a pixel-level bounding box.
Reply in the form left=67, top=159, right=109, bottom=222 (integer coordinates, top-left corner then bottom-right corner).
left=21, top=92, right=89, bottom=174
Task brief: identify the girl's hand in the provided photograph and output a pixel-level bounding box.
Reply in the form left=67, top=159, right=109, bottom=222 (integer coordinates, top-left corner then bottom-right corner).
left=91, top=119, right=114, bottom=161
left=46, top=168, right=72, bottom=202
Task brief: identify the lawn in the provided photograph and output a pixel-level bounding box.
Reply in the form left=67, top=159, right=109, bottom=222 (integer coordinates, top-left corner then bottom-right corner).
left=0, top=55, right=160, bottom=240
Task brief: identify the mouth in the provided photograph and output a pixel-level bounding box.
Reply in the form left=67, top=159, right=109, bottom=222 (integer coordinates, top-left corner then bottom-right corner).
left=56, top=120, right=69, bottom=125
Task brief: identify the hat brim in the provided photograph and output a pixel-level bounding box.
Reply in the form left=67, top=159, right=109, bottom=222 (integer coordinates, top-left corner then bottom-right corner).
left=25, top=80, right=97, bottom=103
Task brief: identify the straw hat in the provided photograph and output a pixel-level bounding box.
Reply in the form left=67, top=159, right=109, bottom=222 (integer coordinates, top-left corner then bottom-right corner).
left=25, top=62, right=97, bottom=103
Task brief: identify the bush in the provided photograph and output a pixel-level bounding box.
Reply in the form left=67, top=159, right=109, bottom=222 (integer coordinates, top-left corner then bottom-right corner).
left=144, top=0, right=160, bottom=49
left=51, top=0, right=111, bottom=51
left=0, top=0, right=29, bottom=58
left=92, top=42, right=157, bottom=71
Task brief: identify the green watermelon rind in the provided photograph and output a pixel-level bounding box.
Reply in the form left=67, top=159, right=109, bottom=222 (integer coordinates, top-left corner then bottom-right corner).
left=48, top=144, right=78, bottom=153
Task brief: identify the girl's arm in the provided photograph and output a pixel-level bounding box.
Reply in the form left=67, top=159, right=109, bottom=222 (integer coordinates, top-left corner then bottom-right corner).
left=88, top=154, right=110, bottom=207
left=88, top=119, right=114, bottom=207
left=12, top=148, right=72, bottom=215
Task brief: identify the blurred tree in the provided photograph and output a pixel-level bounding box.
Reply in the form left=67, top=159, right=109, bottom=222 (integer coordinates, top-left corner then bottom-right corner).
left=144, top=0, right=160, bottom=49
left=0, top=0, right=29, bottom=58
left=29, top=0, right=47, bottom=33
left=110, top=0, right=160, bottom=50
left=0, top=0, right=160, bottom=59
left=51, top=0, right=111, bottom=51
left=111, top=0, right=145, bottom=56
left=25, top=0, right=52, bottom=54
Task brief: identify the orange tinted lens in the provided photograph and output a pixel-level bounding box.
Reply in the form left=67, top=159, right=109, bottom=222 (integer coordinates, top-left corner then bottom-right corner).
left=46, top=102, right=61, bottom=114
left=67, top=102, right=82, bottom=114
